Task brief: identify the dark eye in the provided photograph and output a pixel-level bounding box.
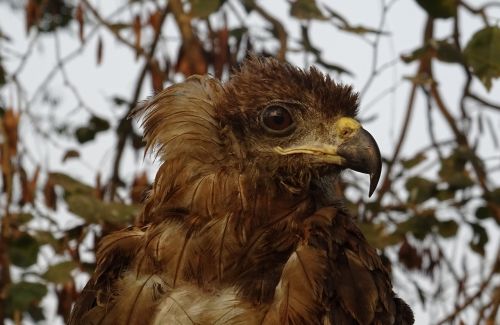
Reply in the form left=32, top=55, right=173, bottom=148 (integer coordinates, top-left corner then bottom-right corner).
left=260, top=105, right=295, bottom=134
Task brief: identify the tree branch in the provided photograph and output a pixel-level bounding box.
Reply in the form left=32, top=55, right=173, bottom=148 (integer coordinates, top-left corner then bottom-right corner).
left=108, top=4, right=170, bottom=199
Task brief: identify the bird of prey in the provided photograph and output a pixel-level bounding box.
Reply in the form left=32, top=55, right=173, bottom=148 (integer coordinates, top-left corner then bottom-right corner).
left=70, top=57, right=414, bottom=324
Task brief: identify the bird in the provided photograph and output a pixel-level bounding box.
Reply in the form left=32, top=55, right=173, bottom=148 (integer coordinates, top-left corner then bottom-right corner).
left=69, top=56, right=414, bottom=325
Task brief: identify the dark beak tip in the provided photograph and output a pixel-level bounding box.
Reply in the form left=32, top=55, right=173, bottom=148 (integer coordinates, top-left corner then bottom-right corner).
left=368, top=157, right=382, bottom=197
left=336, top=127, right=382, bottom=197
left=368, top=172, right=379, bottom=197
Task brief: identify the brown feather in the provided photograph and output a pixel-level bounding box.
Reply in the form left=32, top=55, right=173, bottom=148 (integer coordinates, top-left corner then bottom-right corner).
left=70, top=57, right=413, bottom=325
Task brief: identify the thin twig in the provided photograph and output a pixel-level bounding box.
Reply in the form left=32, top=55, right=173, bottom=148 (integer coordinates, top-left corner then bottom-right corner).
left=108, top=4, right=170, bottom=199
left=435, top=247, right=500, bottom=325
left=245, top=0, right=287, bottom=61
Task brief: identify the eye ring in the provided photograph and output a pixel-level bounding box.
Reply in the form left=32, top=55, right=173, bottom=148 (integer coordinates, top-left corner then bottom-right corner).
left=260, top=104, right=296, bottom=135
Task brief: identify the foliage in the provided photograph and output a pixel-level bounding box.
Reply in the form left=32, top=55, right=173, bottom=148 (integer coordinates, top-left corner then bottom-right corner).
left=0, top=0, right=499, bottom=324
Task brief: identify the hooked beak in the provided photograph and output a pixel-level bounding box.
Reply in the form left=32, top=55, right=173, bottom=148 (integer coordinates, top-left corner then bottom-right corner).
left=337, top=127, right=381, bottom=197
left=274, top=118, right=382, bottom=197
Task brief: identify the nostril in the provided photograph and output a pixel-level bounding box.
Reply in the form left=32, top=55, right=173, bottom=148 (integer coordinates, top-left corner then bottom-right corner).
left=341, top=128, right=353, bottom=138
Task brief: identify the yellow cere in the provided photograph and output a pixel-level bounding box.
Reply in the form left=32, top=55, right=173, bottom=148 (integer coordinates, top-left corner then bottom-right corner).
left=336, top=117, right=361, bottom=135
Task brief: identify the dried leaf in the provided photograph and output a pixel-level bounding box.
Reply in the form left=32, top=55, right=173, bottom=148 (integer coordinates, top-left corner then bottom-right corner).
left=2, top=109, right=20, bottom=157
left=150, top=58, right=164, bottom=93
left=44, top=178, right=57, bottom=210
left=96, top=36, right=103, bottom=65
left=19, top=165, right=39, bottom=205
left=149, top=10, right=161, bottom=33
left=75, top=2, right=84, bottom=42
left=95, top=172, right=104, bottom=200
left=131, top=172, right=149, bottom=203
left=175, top=40, right=207, bottom=76
left=213, top=27, right=229, bottom=79
left=25, top=0, right=40, bottom=33
left=62, top=149, right=80, bottom=162
left=56, top=280, right=77, bottom=322
left=133, top=14, right=142, bottom=58
left=398, top=240, right=422, bottom=270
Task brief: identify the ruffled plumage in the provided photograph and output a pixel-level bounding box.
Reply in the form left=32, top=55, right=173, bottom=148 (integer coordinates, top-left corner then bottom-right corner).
left=69, top=57, right=413, bottom=325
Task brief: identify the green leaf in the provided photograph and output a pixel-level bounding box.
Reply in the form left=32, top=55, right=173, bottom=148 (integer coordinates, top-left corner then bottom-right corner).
left=43, top=261, right=78, bottom=284
left=112, top=96, right=128, bottom=106
left=89, top=115, right=110, bottom=132
left=401, top=152, right=427, bottom=169
left=66, top=194, right=100, bottom=223
left=358, top=222, right=403, bottom=249
left=405, top=176, right=436, bottom=204
left=339, top=25, right=388, bottom=36
left=401, top=44, right=431, bottom=64
left=486, top=187, right=500, bottom=205
left=435, top=40, right=464, bottom=64
left=27, top=305, right=45, bottom=321
left=81, top=262, right=96, bottom=274
left=75, top=126, right=96, bottom=143
left=229, top=27, right=248, bottom=40
left=66, top=194, right=138, bottom=226
left=8, top=233, right=40, bottom=268
left=132, top=132, right=146, bottom=149
left=11, top=213, right=34, bottom=225
left=469, top=222, right=488, bottom=255
left=415, top=0, right=456, bottom=18
left=435, top=189, right=455, bottom=201
left=102, top=202, right=140, bottom=225
left=464, top=27, right=500, bottom=91
left=37, top=0, right=73, bottom=32
left=109, top=22, right=130, bottom=32
left=34, top=230, right=64, bottom=254
left=290, top=0, right=325, bottom=20
left=437, top=219, right=458, bottom=238
left=0, top=60, right=6, bottom=88
left=397, top=211, right=438, bottom=240
left=49, top=172, right=94, bottom=195
left=189, top=0, right=222, bottom=18
left=439, top=148, right=474, bottom=190
left=5, top=282, right=47, bottom=314
left=475, top=206, right=492, bottom=220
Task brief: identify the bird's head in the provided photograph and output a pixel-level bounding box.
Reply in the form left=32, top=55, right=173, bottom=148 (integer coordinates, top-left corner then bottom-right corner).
left=135, top=56, right=381, bottom=199
left=216, top=57, right=381, bottom=196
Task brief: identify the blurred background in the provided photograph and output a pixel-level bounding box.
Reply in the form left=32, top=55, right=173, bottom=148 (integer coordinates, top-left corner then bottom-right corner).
left=0, top=0, right=499, bottom=324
